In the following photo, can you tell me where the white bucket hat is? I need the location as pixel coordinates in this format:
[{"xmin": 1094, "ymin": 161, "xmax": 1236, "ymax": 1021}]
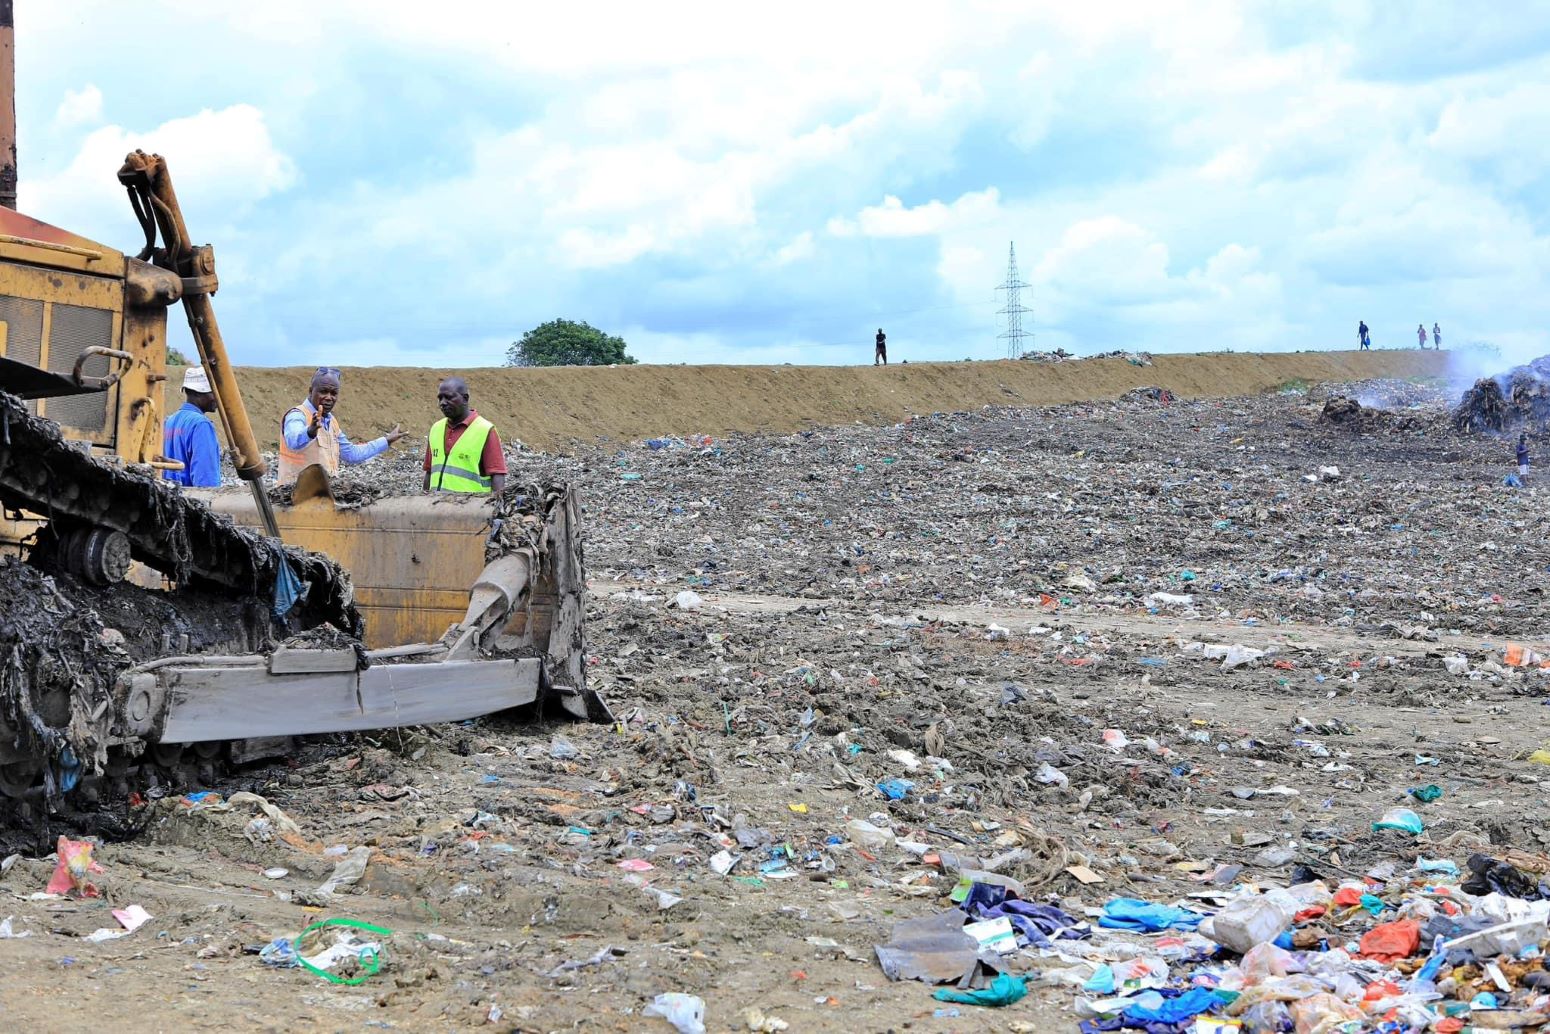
[{"xmin": 182, "ymin": 365, "xmax": 211, "ymax": 392}]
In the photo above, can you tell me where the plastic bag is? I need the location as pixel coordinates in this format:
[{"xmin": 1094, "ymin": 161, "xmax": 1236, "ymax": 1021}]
[
  {"xmin": 643, "ymin": 992, "xmax": 706, "ymax": 1034},
  {"xmin": 293, "ymin": 917, "xmax": 393, "ymax": 986},
  {"xmin": 46, "ymin": 835, "xmax": 103, "ymax": 898},
  {"xmin": 1359, "ymin": 919, "xmax": 1420, "ymax": 962},
  {"xmin": 845, "ymin": 819, "xmax": 895, "ymax": 851},
  {"xmin": 1147, "ymin": 589, "xmax": 1190, "ymax": 607},
  {"xmin": 1372, "ymin": 807, "xmax": 1424, "ymax": 834},
  {"xmin": 1099, "ymin": 898, "xmax": 1203, "ymax": 932},
  {"xmin": 1288, "ymin": 993, "xmax": 1363, "ymax": 1030},
  {"xmin": 1238, "ymin": 941, "xmax": 1296, "ymax": 979},
  {"xmin": 314, "ymin": 846, "xmax": 372, "ymax": 897},
  {"xmin": 1199, "ymin": 890, "xmax": 1297, "ymax": 954},
  {"xmin": 271, "ymin": 546, "xmax": 303, "ymax": 618},
  {"xmin": 1220, "ymin": 644, "xmax": 1265, "ymax": 670},
  {"xmin": 932, "ymin": 973, "xmax": 1027, "ymax": 1008}
]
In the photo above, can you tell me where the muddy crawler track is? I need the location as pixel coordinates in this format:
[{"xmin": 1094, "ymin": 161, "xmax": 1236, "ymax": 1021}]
[
  {"xmin": 0, "ymin": 556, "xmax": 289, "ymax": 850},
  {"xmin": 0, "ymin": 390, "xmax": 359, "ymax": 632},
  {"xmin": 0, "ymin": 389, "xmax": 363, "ymax": 844}
]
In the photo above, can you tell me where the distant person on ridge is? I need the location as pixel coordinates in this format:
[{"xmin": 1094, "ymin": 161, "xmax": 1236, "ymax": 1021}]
[
  {"xmin": 1358, "ymin": 321, "xmax": 1370, "ymax": 350},
  {"xmin": 1417, "ymin": 324, "xmax": 1427, "ymax": 349},
  {"xmin": 875, "ymin": 328, "xmax": 888, "ymax": 366},
  {"xmin": 1518, "ymin": 434, "xmax": 1530, "ymax": 483},
  {"xmin": 1433, "ymin": 322, "xmax": 1442, "ymax": 349}
]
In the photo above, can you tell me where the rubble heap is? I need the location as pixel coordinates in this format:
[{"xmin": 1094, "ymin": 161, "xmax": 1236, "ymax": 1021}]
[
  {"xmin": 1452, "ymin": 358, "xmax": 1550, "ymax": 433},
  {"xmin": 1319, "ymin": 396, "xmax": 1421, "ymax": 432}
]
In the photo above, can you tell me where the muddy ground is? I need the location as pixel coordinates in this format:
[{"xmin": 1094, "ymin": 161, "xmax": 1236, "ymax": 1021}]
[{"xmin": 1, "ymin": 377, "xmax": 1547, "ymax": 1032}]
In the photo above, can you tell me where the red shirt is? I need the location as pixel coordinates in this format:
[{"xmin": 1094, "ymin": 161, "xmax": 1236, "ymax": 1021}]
[{"xmin": 423, "ymin": 409, "xmax": 508, "ymax": 475}]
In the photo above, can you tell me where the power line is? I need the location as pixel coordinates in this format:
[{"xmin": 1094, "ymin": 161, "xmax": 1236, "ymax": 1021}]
[{"xmin": 994, "ymin": 241, "xmax": 1031, "ymax": 359}]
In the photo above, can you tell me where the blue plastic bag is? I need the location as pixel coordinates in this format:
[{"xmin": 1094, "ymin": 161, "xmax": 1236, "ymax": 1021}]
[{"xmin": 1098, "ymin": 898, "xmax": 1203, "ymax": 932}]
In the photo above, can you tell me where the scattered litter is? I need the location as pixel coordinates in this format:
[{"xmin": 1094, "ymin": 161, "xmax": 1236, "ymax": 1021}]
[
  {"xmin": 46, "ymin": 836, "xmax": 103, "ymax": 898},
  {"xmin": 293, "ymin": 918, "xmax": 393, "ymax": 986},
  {"xmin": 642, "ymin": 992, "xmax": 706, "ymax": 1034},
  {"xmin": 312, "ymin": 846, "xmax": 372, "ymax": 898}
]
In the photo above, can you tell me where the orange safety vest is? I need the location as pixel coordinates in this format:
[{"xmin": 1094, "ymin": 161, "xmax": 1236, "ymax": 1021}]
[{"xmin": 278, "ymin": 403, "xmax": 342, "ymax": 485}]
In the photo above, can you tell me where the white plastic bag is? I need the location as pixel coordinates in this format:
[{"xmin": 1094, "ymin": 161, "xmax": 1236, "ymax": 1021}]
[
  {"xmin": 844, "ymin": 818, "xmax": 895, "ymax": 851},
  {"xmin": 643, "ymin": 992, "xmax": 706, "ymax": 1034},
  {"xmin": 1199, "ymin": 889, "xmax": 1298, "ymax": 954}
]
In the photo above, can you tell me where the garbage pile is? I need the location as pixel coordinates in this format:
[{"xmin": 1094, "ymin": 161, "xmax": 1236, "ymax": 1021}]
[
  {"xmin": 1319, "ymin": 396, "xmax": 1423, "ymax": 433},
  {"xmin": 889, "ymin": 850, "xmax": 1550, "ymax": 1032},
  {"xmin": 1452, "ymin": 357, "xmax": 1550, "ymax": 433},
  {"xmin": 1120, "ymin": 386, "xmax": 1174, "ymax": 406},
  {"xmin": 558, "ymin": 376, "xmax": 1526, "ymax": 637},
  {"xmin": 3, "ymin": 373, "xmax": 1547, "ymax": 1030},
  {"xmin": 1021, "ymin": 349, "xmax": 1154, "ymax": 366}
]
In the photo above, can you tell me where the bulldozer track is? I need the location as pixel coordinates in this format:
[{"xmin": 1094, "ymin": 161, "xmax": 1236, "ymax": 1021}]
[{"xmin": 0, "ymin": 388, "xmax": 364, "ymax": 844}]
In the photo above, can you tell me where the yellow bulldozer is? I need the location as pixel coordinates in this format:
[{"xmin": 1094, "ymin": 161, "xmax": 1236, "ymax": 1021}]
[{"xmin": 0, "ymin": 151, "xmax": 601, "ymax": 827}]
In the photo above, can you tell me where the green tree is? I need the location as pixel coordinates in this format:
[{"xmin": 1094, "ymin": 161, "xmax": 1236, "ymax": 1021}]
[
  {"xmin": 505, "ymin": 319, "xmax": 636, "ymax": 367},
  {"xmin": 166, "ymin": 347, "xmax": 191, "ymax": 366}
]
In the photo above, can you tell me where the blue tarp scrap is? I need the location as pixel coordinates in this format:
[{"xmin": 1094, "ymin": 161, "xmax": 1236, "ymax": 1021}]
[
  {"xmin": 1098, "ymin": 898, "xmax": 1205, "ymax": 933},
  {"xmin": 960, "ymin": 883, "xmax": 1090, "ymax": 949},
  {"xmin": 1077, "ymin": 987, "xmax": 1228, "ymax": 1033},
  {"xmin": 271, "ymin": 543, "xmax": 304, "ymax": 618}
]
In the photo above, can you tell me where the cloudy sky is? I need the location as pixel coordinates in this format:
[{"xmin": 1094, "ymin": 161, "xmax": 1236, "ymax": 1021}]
[{"xmin": 16, "ymin": 2, "xmax": 1550, "ymax": 367}]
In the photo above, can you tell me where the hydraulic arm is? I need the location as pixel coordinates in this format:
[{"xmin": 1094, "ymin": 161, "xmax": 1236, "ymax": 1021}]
[{"xmin": 116, "ymin": 151, "xmax": 281, "ymax": 539}]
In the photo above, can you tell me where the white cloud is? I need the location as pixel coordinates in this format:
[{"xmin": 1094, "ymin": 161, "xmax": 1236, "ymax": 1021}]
[
  {"xmin": 1036, "ymin": 217, "xmax": 1174, "ymax": 305},
  {"xmin": 22, "ymin": 104, "xmax": 296, "ymax": 244},
  {"xmin": 1428, "ymin": 83, "xmax": 1550, "ymax": 188},
  {"xmin": 772, "ymin": 232, "xmax": 815, "ymax": 266},
  {"xmin": 17, "ymin": 2, "xmax": 1550, "ymax": 367},
  {"xmin": 54, "ymin": 85, "xmax": 102, "ymax": 128},
  {"xmin": 832, "ymin": 188, "xmax": 1001, "ymax": 239}
]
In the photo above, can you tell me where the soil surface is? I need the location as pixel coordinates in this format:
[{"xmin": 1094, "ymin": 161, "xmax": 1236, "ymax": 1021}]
[
  {"xmin": 5, "ymin": 372, "xmax": 1546, "ymax": 1033},
  {"xmin": 176, "ymin": 349, "xmax": 1445, "ymax": 453}
]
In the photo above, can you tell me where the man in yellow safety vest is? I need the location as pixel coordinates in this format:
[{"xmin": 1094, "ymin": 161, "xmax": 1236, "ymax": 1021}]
[{"xmin": 423, "ymin": 376, "xmax": 507, "ymax": 495}]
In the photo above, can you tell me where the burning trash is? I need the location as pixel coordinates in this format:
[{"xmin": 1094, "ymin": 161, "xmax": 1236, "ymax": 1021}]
[{"xmin": 1453, "ymin": 358, "xmax": 1550, "ymax": 433}]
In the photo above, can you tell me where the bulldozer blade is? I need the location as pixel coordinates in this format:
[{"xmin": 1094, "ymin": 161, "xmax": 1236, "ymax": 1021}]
[
  {"xmin": 158, "ymin": 656, "xmax": 542, "ymax": 742},
  {"xmin": 196, "ymin": 489, "xmax": 501, "ymax": 649}
]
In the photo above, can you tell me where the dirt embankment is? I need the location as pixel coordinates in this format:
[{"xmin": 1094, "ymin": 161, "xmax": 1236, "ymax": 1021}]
[{"xmin": 174, "ymin": 350, "xmax": 1448, "ymax": 453}]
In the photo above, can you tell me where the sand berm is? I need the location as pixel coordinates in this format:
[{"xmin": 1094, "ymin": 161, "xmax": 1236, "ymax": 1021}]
[{"xmin": 178, "ymin": 350, "xmax": 1448, "ymax": 454}]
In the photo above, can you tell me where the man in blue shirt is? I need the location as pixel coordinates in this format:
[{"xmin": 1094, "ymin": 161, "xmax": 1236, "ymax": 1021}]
[{"xmin": 163, "ymin": 365, "xmax": 221, "ymax": 487}]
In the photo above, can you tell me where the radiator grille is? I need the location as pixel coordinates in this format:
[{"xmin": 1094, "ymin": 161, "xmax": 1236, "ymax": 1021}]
[{"xmin": 45, "ymin": 304, "xmax": 114, "ymax": 431}]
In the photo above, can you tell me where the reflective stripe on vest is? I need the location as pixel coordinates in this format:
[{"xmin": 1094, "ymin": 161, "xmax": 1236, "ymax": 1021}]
[
  {"xmin": 277, "ymin": 403, "xmax": 342, "ymax": 485},
  {"xmin": 429, "ymin": 416, "xmax": 494, "ymax": 493}
]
